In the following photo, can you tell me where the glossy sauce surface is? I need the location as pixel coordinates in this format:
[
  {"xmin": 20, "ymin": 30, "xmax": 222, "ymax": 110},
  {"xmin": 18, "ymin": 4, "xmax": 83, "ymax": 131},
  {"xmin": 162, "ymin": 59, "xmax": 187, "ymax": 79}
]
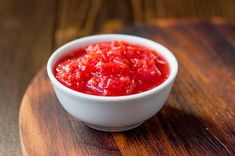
[{"xmin": 54, "ymin": 41, "xmax": 170, "ymax": 96}]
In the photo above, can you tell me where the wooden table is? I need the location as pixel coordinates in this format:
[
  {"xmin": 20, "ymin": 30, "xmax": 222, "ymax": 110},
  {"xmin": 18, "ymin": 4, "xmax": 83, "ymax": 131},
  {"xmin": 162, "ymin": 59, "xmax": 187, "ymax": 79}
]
[{"xmin": 0, "ymin": 0, "xmax": 235, "ymax": 155}]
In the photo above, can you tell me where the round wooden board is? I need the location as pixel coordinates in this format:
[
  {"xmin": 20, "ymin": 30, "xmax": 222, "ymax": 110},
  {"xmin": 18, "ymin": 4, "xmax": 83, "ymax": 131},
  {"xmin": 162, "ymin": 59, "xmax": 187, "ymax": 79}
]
[{"xmin": 20, "ymin": 23, "xmax": 235, "ymax": 156}]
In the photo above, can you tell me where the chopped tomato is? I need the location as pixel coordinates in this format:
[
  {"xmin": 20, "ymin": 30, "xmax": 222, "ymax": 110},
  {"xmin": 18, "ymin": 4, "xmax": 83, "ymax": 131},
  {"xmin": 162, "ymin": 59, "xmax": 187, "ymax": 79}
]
[{"xmin": 54, "ymin": 41, "xmax": 170, "ymax": 96}]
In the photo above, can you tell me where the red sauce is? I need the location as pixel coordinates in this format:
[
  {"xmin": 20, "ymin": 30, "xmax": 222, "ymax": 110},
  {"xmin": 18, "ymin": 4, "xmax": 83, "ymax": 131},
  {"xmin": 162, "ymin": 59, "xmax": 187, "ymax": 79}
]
[{"xmin": 54, "ymin": 41, "xmax": 170, "ymax": 96}]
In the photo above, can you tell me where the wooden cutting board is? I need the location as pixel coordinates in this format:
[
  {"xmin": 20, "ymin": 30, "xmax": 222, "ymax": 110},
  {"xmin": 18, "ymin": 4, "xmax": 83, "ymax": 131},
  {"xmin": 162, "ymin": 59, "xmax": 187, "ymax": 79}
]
[{"xmin": 19, "ymin": 20, "xmax": 235, "ymax": 156}]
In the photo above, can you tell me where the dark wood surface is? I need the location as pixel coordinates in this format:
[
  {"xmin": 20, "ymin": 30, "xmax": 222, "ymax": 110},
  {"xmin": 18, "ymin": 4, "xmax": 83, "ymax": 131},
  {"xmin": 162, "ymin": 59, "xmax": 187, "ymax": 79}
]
[
  {"xmin": 1, "ymin": 0, "xmax": 235, "ymax": 155},
  {"xmin": 20, "ymin": 20, "xmax": 235, "ymax": 155}
]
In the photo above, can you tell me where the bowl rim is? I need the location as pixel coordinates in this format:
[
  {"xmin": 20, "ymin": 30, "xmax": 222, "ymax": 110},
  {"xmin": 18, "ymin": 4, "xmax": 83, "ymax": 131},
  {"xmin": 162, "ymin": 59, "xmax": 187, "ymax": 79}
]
[{"xmin": 47, "ymin": 34, "xmax": 178, "ymax": 101}]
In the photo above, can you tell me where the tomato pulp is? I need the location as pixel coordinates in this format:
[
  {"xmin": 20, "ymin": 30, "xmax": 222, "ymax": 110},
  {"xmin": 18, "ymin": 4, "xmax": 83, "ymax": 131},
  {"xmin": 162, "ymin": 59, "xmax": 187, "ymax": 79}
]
[{"xmin": 54, "ymin": 41, "xmax": 170, "ymax": 96}]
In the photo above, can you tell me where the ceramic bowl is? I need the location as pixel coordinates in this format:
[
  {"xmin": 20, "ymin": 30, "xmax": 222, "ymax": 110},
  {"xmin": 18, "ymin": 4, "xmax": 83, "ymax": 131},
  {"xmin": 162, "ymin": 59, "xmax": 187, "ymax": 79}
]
[{"xmin": 47, "ymin": 34, "xmax": 178, "ymax": 132}]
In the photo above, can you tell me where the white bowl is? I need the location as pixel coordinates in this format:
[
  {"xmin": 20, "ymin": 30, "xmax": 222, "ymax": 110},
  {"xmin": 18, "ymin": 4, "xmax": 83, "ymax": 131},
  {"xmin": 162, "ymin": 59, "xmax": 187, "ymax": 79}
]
[{"xmin": 47, "ymin": 34, "xmax": 178, "ymax": 132}]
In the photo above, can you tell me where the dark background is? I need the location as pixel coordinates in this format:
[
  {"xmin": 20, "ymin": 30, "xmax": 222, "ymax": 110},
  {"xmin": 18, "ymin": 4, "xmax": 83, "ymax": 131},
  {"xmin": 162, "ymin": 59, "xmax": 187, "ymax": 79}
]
[{"xmin": 0, "ymin": 0, "xmax": 234, "ymax": 155}]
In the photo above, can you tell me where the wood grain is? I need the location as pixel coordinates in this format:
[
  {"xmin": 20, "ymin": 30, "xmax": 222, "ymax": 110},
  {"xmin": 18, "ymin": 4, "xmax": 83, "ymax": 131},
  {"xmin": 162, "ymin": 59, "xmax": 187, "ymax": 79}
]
[
  {"xmin": 19, "ymin": 20, "xmax": 235, "ymax": 155},
  {"xmin": 0, "ymin": 0, "xmax": 56, "ymax": 155},
  {"xmin": 54, "ymin": 0, "xmax": 235, "ymax": 46}
]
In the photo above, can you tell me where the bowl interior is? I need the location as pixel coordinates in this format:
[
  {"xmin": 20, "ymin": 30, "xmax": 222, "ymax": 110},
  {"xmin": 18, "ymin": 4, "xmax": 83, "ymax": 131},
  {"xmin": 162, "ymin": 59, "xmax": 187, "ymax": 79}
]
[{"xmin": 47, "ymin": 34, "xmax": 178, "ymax": 100}]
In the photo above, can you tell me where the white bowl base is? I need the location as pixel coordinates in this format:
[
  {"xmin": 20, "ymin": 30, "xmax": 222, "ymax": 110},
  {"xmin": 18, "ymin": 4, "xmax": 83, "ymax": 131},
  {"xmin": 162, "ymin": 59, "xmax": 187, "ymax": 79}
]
[{"xmin": 85, "ymin": 122, "xmax": 144, "ymax": 132}]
